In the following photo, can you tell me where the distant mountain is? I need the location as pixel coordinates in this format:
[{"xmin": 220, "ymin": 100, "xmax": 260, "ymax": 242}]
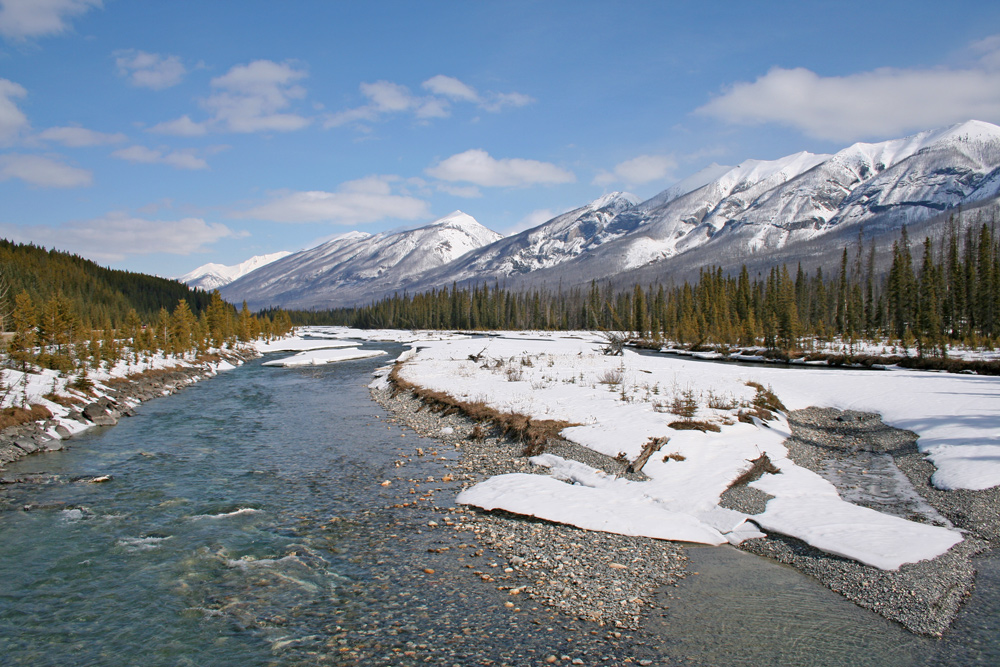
[
  {"xmin": 410, "ymin": 193, "xmax": 639, "ymax": 288},
  {"xmin": 217, "ymin": 120, "xmax": 1000, "ymax": 309},
  {"xmin": 220, "ymin": 211, "xmax": 501, "ymax": 310},
  {"xmin": 180, "ymin": 251, "xmax": 292, "ymax": 291}
]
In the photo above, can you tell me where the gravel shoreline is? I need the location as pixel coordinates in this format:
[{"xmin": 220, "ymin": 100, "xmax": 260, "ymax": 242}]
[
  {"xmin": 374, "ymin": 375, "xmax": 999, "ymax": 639},
  {"xmin": 725, "ymin": 407, "xmax": 996, "ymax": 637},
  {"xmin": 371, "ymin": 383, "xmax": 686, "ymax": 633}
]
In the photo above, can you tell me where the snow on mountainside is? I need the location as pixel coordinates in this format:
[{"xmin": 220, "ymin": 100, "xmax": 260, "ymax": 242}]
[
  {"xmin": 213, "ymin": 120, "xmax": 1000, "ymax": 309},
  {"xmin": 179, "ymin": 251, "xmax": 293, "ymax": 291},
  {"xmin": 525, "ymin": 120, "xmax": 1000, "ymax": 285},
  {"xmin": 219, "ymin": 211, "xmax": 501, "ymax": 310},
  {"xmin": 411, "ymin": 193, "xmax": 639, "ymax": 287}
]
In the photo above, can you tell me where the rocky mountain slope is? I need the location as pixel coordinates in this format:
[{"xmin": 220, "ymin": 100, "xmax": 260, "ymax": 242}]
[
  {"xmin": 180, "ymin": 251, "xmax": 293, "ymax": 291},
  {"xmin": 220, "ymin": 211, "xmax": 501, "ymax": 310},
  {"xmin": 218, "ymin": 120, "xmax": 1000, "ymax": 309}
]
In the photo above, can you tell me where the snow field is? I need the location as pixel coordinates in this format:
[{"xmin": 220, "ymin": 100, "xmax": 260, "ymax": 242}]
[{"xmin": 382, "ymin": 331, "xmax": 987, "ymax": 570}]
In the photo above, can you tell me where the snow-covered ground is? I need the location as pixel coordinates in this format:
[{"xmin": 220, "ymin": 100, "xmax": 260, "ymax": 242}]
[{"xmin": 353, "ymin": 328, "xmax": 1000, "ymax": 571}]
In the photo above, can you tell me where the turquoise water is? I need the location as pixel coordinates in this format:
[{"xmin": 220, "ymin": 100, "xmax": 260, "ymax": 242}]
[{"xmin": 0, "ymin": 348, "xmax": 996, "ymax": 666}]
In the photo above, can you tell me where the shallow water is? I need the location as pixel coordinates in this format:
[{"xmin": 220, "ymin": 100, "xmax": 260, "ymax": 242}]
[{"xmin": 0, "ymin": 346, "xmax": 997, "ymax": 665}]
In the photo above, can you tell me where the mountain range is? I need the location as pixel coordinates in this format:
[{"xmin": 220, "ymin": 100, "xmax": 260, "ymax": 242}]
[{"xmin": 206, "ymin": 120, "xmax": 1000, "ymax": 310}]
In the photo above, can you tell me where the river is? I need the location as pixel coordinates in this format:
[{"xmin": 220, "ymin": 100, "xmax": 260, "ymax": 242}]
[{"xmin": 0, "ymin": 346, "xmax": 996, "ymax": 665}]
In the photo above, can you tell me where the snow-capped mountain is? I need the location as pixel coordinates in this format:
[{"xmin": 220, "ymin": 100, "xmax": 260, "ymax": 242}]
[
  {"xmin": 179, "ymin": 251, "xmax": 293, "ymax": 291},
  {"xmin": 511, "ymin": 119, "xmax": 1000, "ymax": 287},
  {"xmin": 220, "ymin": 211, "xmax": 501, "ymax": 309},
  {"xmin": 214, "ymin": 120, "xmax": 1000, "ymax": 310},
  {"xmin": 411, "ymin": 193, "xmax": 639, "ymax": 287}
]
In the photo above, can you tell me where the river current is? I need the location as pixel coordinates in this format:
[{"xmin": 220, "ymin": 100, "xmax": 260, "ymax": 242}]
[{"xmin": 0, "ymin": 346, "xmax": 997, "ymax": 666}]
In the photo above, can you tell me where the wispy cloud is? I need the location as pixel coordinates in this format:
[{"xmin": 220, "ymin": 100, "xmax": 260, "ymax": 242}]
[
  {"xmin": 0, "ymin": 0, "xmax": 100, "ymax": 41},
  {"xmin": 203, "ymin": 60, "xmax": 311, "ymax": 133},
  {"xmin": 147, "ymin": 115, "xmax": 208, "ymax": 137},
  {"xmin": 326, "ymin": 74, "xmax": 532, "ymax": 128},
  {"xmin": 698, "ymin": 35, "xmax": 1000, "ymax": 142},
  {"xmin": 0, "ymin": 78, "xmax": 28, "ymax": 144},
  {"xmin": 38, "ymin": 125, "xmax": 126, "ymax": 147},
  {"xmin": 0, "ymin": 153, "xmax": 92, "ymax": 187},
  {"xmin": 426, "ymin": 149, "xmax": 574, "ymax": 188},
  {"xmin": 0, "ymin": 211, "xmax": 240, "ymax": 262},
  {"xmin": 237, "ymin": 175, "xmax": 430, "ymax": 224},
  {"xmin": 112, "ymin": 145, "xmax": 209, "ymax": 170},
  {"xmin": 115, "ymin": 50, "xmax": 187, "ymax": 90},
  {"xmin": 593, "ymin": 154, "xmax": 677, "ymax": 187}
]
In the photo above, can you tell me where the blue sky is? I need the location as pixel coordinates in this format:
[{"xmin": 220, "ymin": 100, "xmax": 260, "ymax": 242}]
[{"xmin": 1, "ymin": 0, "xmax": 999, "ymax": 278}]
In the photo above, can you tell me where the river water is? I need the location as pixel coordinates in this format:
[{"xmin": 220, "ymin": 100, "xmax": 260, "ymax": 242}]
[{"xmin": 0, "ymin": 347, "xmax": 996, "ymax": 666}]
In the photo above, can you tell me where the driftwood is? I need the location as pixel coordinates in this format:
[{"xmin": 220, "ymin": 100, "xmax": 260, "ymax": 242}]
[{"xmin": 628, "ymin": 436, "xmax": 670, "ymax": 473}]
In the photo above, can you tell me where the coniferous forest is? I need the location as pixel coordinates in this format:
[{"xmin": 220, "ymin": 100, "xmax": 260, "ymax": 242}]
[
  {"xmin": 298, "ymin": 221, "xmax": 1000, "ymax": 358},
  {"xmin": 0, "ymin": 240, "xmax": 293, "ymax": 375}
]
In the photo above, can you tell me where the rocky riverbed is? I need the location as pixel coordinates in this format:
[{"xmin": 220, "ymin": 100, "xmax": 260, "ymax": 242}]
[
  {"xmin": 729, "ymin": 407, "xmax": 998, "ymax": 637},
  {"xmin": 0, "ymin": 350, "xmax": 256, "ymax": 475},
  {"xmin": 374, "ymin": 379, "xmax": 999, "ymax": 639},
  {"xmin": 370, "ymin": 384, "xmax": 687, "ymax": 633}
]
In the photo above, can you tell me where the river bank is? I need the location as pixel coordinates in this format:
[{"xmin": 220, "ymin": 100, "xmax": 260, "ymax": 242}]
[
  {"xmin": 0, "ymin": 348, "xmax": 257, "ymax": 475},
  {"xmin": 373, "ymin": 365, "xmax": 997, "ymax": 638}
]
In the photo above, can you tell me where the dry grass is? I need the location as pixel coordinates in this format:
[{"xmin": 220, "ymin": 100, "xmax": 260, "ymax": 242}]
[
  {"xmin": 667, "ymin": 419, "xmax": 721, "ymax": 433},
  {"xmin": 389, "ymin": 361, "xmax": 574, "ymax": 456},
  {"xmin": 0, "ymin": 404, "xmax": 53, "ymax": 430},
  {"xmin": 728, "ymin": 453, "xmax": 780, "ymax": 488},
  {"xmin": 42, "ymin": 392, "xmax": 84, "ymax": 408},
  {"xmin": 105, "ymin": 366, "xmax": 184, "ymax": 387},
  {"xmin": 663, "ymin": 452, "xmax": 686, "ymax": 462}
]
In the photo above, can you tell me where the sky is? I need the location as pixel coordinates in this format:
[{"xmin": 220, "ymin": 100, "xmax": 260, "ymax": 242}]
[{"xmin": 1, "ymin": 0, "xmax": 1000, "ymax": 279}]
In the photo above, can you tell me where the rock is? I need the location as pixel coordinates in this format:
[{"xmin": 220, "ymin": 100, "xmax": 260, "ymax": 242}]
[
  {"xmin": 54, "ymin": 425, "xmax": 72, "ymax": 439},
  {"xmin": 13, "ymin": 438, "xmax": 38, "ymax": 454}
]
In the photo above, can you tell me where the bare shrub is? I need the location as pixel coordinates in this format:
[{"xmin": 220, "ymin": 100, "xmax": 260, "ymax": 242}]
[
  {"xmin": 728, "ymin": 453, "xmax": 780, "ymax": 488},
  {"xmin": 505, "ymin": 366, "xmax": 524, "ymax": 382},
  {"xmin": 745, "ymin": 381, "xmax": 786, "ymax": 413},
  {"xmin": 706, "ymin": 390, "xmax": 738, "ymax": 410},
  {"xmin": 598, "ymin": 367, "xmax": 623, "ymax": 386}
]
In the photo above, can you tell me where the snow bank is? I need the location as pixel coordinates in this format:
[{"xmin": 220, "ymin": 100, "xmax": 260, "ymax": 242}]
[
  {"xmin": 346, "ymin": 330, "xmax": 987, "ymax": 570},
  {"xmin": 262, "ymin": 348, "xmax": 386, "ymax": 367}
]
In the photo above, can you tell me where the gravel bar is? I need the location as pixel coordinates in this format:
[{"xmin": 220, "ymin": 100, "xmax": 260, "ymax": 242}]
[
  {"xmin": 371, "ymin": 384, "xmax": 686, "ymax": 632},
  {"xmin": 730, "ymin": 407, "xmax": 996, "ymax": 637},
  {"xmin": 374, "ymin": 378, "xmax": 998, "ymax": 639}
]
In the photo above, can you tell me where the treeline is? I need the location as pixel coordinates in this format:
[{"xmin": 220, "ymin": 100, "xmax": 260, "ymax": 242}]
[
  {"xmin": 311, "ymin": 219, "xmax": 1000, "ymax": 356},
  {"xmin": 6, "ymin": 290, "xmax": 294, "ymax": 375},
  {"xmin": 0, "ymin": 239, "xmax": 213, "ymax": 327}
]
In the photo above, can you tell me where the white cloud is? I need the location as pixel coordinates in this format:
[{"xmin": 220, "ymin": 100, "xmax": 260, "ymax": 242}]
[
  {"xmin": 0, "ymin": 78, "xmax": 28, "ymax": 144},
  {"xmin": 38, "ymin": 125, "xmax": 126, "ymax": 147},
  {"xmin": 147, "ymin": 114, "xmax": 208, "ymax": 136},
  {"xmin": 326, "ymin": 75, "xmax": 532, "ymax": 129},
  {"xmin": 422, "ymin": 75, "xmax": 479, "ymax": 102},
  {"xmin": 426, "ymin": 149, "xmax": 575, "ymax": 188},
  {"xmin": 115, "ymin": 50, "xmax": 186, "ymax": 90},
  {"xmin": 111, "ymin": 145, "xmax": 208, "ymax": 170},
  {"xmin": 0, "ymin": 212, "xmax": 239, "ymax": 262},
  {"xmin": 238, "ymin": 176, "xmax": 430, "ymax": 224},
  {"xmin": 593, "ymin": 154, "xmax": 677, "ymax": 186},
  {"xmin": 0, "ymin": 0, "xmax": 100, "ymax": 40},
  {"xmin": 698, "ymin": 59, "xmax": 1000, "ymax": 142},
  {"xmin": 481, "ymin": 91, "xmax": 534, "ymax": 112},
  {"xmin": 0, "ymin": 153, "xmax": 92, "ymax": 187},
  {"xmin": 204, "ymin": 60, "xmax": 311, "ymax": 133}
]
